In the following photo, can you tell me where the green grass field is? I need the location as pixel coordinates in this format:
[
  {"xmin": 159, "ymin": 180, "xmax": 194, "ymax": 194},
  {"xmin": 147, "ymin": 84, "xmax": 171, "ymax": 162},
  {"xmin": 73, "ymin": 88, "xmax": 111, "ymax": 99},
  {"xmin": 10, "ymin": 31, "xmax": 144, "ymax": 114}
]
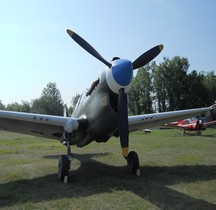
[{"xmin": 0, "ymin": 129, "xmax": 216, "ymax": 210}]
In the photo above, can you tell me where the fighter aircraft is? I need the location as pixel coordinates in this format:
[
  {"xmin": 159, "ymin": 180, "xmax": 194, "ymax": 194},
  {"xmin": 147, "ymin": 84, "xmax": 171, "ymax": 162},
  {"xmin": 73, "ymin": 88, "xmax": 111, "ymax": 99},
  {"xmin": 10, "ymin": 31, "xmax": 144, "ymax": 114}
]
[
  {"xmin": 164, "ymin": 117, "xmax": 216, "ymax": 135},
  {"xmin": 0, "ymin": 29, "xmax": 215, "ymax": 182}
]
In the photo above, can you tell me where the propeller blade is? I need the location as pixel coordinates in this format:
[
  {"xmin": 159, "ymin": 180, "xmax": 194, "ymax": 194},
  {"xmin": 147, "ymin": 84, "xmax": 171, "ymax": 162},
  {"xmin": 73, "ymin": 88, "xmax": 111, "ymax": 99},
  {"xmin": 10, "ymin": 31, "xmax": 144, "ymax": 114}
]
[
  {"xmin": 118, "ymin": 88, "xmax": 129, "ymax": 158},
  {"xmin": 132, "ymin": 44, "xmax": 164, "ymax": 70},
  {"xmin": 67, "ymin": 29, "xmax": 111, "ymax": 68}
]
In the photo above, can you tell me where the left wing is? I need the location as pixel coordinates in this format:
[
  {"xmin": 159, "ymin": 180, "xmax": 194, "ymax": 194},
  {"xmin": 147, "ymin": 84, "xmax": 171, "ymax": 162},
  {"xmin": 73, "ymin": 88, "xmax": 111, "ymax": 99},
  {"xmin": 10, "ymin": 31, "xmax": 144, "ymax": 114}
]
[
  {"xmin": 0, "ymin": 110, "xmax": 80, "ymax": 140},
  {"xmin": 129, "ymin": 105, "xmax": 216, "ymax": 132}
]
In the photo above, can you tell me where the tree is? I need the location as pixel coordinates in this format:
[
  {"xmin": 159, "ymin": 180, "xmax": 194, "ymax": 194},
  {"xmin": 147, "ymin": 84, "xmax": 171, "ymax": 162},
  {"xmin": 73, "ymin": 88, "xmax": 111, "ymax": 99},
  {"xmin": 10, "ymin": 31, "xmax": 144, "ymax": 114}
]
[
  {"xmin": 6, "ymin": 101, "xmax": 31, "ymax": 112},
  {"xmin": 152, "ymin": 63, "xmax": 167, "ymax": 112},
  {"xmin": 21, "ymin": 101, "xmax": 32, "ymax": 112},
  {"xmin": 182, "ymin": 70, "xmax": 208, "ymax": 108},
  {"xmin": 66, "ymin": 93, "xmax": 81, "ymax": 116},
  {"xmin": 0, "ymin": 100, "xmax": 5, "ymax": 110},
  {"xmin": 153, "ymin": 56, "xmax": 189, "ymax": 111},
  {"xmin": 128, "ymin": 62, "xmax": 155, "ymax": 114},
  {"xmin": 202, "ymin": 71, "xmax": 216, "ymax": 105},
  {"xmin": 31, "ymin": 82, "xmax": 64, "ymax": 116}
]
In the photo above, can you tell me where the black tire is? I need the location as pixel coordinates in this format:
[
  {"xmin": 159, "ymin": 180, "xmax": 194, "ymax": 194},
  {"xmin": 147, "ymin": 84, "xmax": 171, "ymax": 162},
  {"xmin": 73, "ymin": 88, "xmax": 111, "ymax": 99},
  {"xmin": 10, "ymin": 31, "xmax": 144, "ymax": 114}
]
[
  {"xmin": 58, "ymin": 155, "xmax": 70, "ymax": 181},
  {"xmin": 127, "ymin": 151, "xmax": 140, "ymax": 173}
]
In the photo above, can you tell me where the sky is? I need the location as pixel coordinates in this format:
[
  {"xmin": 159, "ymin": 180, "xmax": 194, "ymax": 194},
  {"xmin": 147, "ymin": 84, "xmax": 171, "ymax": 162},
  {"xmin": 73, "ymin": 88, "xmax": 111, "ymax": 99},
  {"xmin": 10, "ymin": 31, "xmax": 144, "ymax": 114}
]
[{"xmin": 0, "ymin": 0, "xmax": 216, "ymax": 106}]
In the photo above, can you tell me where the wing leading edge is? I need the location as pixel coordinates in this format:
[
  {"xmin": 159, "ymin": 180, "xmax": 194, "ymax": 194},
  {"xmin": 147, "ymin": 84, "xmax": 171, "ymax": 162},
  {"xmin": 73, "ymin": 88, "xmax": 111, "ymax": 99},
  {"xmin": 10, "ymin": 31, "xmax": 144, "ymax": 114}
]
[
  {"xmin": 0, "ymin": 110, "xmax": 80, "ymax": 140},
  {"xmin": 205, "ymin": 120, "xmax": 216, "ymax": 127},
  {"xmin": 1, "ymin": 105, "xmax": 215, "ymax": 140},
  {"xmin": 128, "ymin": 105, "xmax": 216, "ymax": 132}
]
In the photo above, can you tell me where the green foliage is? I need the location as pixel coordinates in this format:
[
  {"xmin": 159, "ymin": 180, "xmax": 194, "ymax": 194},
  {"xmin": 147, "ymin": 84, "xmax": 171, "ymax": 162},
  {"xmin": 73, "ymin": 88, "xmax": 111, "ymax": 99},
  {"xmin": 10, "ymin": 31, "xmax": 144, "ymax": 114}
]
[
  {"xmin": 129, "ymin": 56, "xmax": 216, "ymax": 114},
  {"xmin": 203, "ymin": 71, "xmax": 216, "ymax": 105},
  {"xmin": 1, "ymin": 82, "xmax": 66, "ymax": 116},
  {"xmin": 153, "ymin": 56, "xmax": 189, "ymax": 111},
  {"xmin": 6, "ymin": 101, "xmax": 31, "ymax": 112},
  {"xmin": 128, "ymin": 63, "xmax": 156, "ymax": 114},
  {"xmin": 0, "ymin": 100, "xmax": 5, "ymax": 110},
  {"xmin": 31, "ymin": 82, "xmax": 64, "ymax": 116},
  {"xmin": 66, "ymin": 93, "xmax": 81, "ymax": 116},
  {"xmin": 184, "ymin": 71, "xmax": 208, "ymax": 108}
]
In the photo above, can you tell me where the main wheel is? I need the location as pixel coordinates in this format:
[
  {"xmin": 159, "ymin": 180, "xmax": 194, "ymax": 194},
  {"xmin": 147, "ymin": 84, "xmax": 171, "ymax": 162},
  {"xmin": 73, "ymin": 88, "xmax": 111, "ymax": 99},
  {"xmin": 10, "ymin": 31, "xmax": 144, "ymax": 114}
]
[
  {"xmin": 127, "ymin": 151, "xmax": 140, "ymax": 175},
  {"xmin": 58, "ymin": 155, "xmax": 70, "ymax": 181}
]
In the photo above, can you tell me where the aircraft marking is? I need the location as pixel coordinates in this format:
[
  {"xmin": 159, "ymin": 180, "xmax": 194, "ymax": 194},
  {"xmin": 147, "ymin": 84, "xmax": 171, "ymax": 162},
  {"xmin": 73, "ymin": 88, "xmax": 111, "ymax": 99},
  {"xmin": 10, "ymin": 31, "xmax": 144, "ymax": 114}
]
[{"xmin": 101, "ymin": 96, "xmax": 108, "ymax": 107}]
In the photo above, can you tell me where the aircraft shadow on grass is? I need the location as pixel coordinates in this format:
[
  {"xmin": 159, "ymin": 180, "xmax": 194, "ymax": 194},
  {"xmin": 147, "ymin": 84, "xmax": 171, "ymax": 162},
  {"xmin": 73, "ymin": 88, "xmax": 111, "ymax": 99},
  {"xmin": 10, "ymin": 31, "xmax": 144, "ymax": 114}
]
[{"xmin": 1, "ymin": 153, "xmax": 216, "ymax": 209}]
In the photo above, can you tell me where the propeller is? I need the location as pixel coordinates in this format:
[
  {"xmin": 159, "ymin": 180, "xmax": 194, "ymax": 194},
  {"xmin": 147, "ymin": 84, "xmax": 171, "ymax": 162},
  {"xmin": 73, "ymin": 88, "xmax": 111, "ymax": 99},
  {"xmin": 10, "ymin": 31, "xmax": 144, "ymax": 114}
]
[
  {"xmin": 118, "ymin": 88, "xmax": 129, "ymax": 158},
  {"xmin": 66, "ymin": 28, "xmax": 163, "ymax": 158},
  {"xmin": 66, "ymin": 29, "xmax": 111, "ymax": 68},
  {"xmin": 132, "ymin": 44, "xmax": 164, "ymax": 70}
]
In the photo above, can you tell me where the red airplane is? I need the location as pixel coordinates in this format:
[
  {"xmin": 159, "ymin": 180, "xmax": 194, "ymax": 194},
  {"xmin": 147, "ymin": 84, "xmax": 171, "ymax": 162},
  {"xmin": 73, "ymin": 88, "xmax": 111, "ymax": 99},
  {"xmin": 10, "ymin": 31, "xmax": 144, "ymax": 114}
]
[{"xmin": 164, "ymin": 117, "xmax": 216, "ymax": 135}]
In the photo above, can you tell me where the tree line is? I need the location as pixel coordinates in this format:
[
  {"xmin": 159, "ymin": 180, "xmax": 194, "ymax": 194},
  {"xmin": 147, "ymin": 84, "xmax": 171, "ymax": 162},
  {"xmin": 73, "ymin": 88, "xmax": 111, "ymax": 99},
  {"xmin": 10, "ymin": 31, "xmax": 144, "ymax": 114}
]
[
  {"xmin": 0, "ymin": 56, "xmax": 215, "ymax": 116},
  {"xmin": 0, "ymin": 82, "xmax": 80, "ymax": 116},
  {"xmin": 128, "ymin": 56, "xmax": 216, "ymax": 115}
]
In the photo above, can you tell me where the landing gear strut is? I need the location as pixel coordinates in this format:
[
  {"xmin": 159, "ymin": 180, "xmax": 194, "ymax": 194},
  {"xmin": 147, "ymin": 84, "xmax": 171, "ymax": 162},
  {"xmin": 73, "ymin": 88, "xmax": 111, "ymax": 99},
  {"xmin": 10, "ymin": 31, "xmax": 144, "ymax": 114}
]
[
  {"xmin": 126, "ymin": 151, "xmax": 140, "ymax": 176},
  {"xmin": 58, "ymin": 136, "xmax": 72, "ymax": 182},
  {"xmin": 197, "ymin": 131, "xmax": 202, "ymax": 135}
]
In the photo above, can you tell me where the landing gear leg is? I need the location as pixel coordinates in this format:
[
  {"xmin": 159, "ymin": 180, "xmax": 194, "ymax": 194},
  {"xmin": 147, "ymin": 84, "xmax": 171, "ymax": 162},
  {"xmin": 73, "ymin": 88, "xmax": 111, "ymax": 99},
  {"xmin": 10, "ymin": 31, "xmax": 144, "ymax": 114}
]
[
  {"xmin": 58, "ymin": 134, "xmax": 72, "ymax": 182},
  {"xmin": 197, "ymin": 131, "xmax": 202, "ymax": 135},
  {"xmin": 126, "ymin": 151, "xmax": 140, "ymax": 176}
]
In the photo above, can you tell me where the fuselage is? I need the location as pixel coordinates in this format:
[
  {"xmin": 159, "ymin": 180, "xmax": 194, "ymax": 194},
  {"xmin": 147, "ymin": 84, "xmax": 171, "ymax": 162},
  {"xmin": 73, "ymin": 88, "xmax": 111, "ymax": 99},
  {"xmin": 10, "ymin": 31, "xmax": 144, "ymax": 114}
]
[
  {"xmin": 69, "ymin": 58, "xmax": 133, "ymax": 147},
  {"xmin": 179, "ymin": 119, "xmax": 205, "ymax": 131},
  {"xmin": 167, "ymin": 118, "xmax": 205, "ymax": 131}
]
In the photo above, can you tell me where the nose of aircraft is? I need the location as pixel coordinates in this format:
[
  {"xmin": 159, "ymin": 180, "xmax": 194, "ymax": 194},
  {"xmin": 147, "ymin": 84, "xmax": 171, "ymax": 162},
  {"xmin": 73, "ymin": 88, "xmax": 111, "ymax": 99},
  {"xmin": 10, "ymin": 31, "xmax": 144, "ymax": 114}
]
[
  {"xmin": 105, "ymin": 59, "xmax": 133, "ymax": 94},
  {"xmin": 112, "ymin": 59, "xmax": 133, "ymax": 86}
]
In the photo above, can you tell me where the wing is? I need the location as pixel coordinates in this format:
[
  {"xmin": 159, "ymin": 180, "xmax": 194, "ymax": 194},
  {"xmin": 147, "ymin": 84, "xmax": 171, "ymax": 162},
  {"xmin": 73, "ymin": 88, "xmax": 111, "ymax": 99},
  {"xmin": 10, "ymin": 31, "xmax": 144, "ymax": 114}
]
[
  {"xmin": 204, "ymin": 120, "xmax": 216, "ymax": 127},
  {"xmin": 128, "ymin": 105, "xmax": 216, "ymax": 132},
  {"xmin": 0, "ymin": 110, "xmax": 80, "ymax": 140}
]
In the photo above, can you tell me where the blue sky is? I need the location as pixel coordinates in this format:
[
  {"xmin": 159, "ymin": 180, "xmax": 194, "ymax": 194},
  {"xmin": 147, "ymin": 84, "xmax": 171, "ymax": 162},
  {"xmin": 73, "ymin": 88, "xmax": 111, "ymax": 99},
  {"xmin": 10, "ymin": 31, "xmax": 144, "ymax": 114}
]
[{"xmin": 0, "ymin": 0, "xmax": 216, "ymax": 106}]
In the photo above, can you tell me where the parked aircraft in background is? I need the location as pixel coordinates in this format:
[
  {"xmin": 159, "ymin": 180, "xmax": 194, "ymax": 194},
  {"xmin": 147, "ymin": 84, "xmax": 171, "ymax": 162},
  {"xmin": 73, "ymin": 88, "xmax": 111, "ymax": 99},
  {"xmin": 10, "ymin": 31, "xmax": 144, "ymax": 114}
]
[
  {"xmin": 164, "ymin": 117, "xmax": 216, "ymax": 135},
  {"xmin": 0, "ymin": 29, "xmax": 216, "ymax": 182}
]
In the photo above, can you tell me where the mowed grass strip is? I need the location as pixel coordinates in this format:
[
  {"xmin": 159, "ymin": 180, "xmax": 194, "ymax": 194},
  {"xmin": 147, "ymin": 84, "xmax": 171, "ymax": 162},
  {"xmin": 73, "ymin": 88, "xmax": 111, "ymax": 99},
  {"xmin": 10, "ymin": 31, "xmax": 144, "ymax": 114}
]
[{"xmin": 0, "ymin": 129, "xmax": 216, "ymax": 210}]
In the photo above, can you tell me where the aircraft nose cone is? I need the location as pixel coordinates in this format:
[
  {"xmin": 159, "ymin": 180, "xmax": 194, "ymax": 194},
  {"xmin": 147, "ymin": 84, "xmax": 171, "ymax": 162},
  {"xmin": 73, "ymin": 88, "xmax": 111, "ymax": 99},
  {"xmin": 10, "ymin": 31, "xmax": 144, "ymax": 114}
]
[
  {"xmin": 105, "ymin": 59, "xmax": 133, "ymax": 94},
  {"xmin": 112, "ymin": 59, "xmax": 133, "ymax": 86}
]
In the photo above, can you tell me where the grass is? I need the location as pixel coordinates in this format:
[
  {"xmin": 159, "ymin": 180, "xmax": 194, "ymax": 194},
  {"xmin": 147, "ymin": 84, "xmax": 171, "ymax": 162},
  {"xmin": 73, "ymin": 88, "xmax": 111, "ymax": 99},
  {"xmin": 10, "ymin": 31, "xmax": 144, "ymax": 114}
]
[{"xmin": 0, "ymin": 129, "xmax": 216, "ymax": 209}]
